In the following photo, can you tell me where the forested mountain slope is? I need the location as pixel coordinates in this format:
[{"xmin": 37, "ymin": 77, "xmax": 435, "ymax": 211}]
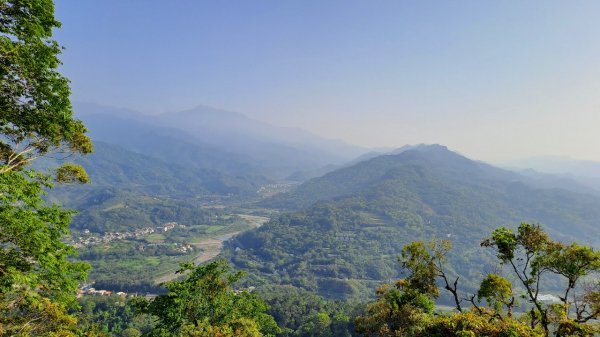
[
  {"xmin": 44, "ymin": 142, "xmax": 262, "ymax": 232},
  {"xmin": 64, "ymin": 141, "xmax": 262, "ymax": 197},
  {"xmin": 226, "ymin": 145, "xmax": 600, "ymax": 299}
]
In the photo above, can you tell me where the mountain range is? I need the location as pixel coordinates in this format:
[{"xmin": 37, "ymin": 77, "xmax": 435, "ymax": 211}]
[
  {"xmin": 49, "ymin": 103, "xmax": 600, "ymax": 300},
  {"xmin": 74, "ymin": 102, "xmax": 366, "ymax": 181},
  {"xmin": 46, "ymin": 102, "xmax": 369, "ymax": 233}
]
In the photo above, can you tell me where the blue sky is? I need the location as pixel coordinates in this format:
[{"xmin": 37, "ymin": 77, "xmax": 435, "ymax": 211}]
[{"xmin": 54, "ymin": 1, "xmax": 600, "ymax": 162}]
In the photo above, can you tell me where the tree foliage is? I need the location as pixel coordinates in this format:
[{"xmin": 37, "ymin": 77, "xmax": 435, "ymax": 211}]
[
  {"xmin": 133, "ymin": 260, "xmax": 280, "ymax": 337},
  {"xmin": 0, "ymin": 170, "xmax": 89, "ymax": 336},
  {"xmin": 482, "ymin": 223, "xmax": 600, "ymax": 336},
  {"xmin": 0, "ymin": 0, "xmax": 92, "ymax": 174},
  {"xmin": 355, "ymin": 283, "xmax": 434, "ymax": 337},
  {"xmin": 476, "ymin": 274, "xmax": 514, "ymax": 315},
  {"xmin": 75, "ymin": 295, "xmax": 154, "ymax": 337},
  {"xmin": 398, "ymin": 241, "xmax": 441, "ymax": 298},
  {"xmin": 0, "ymin": 0, "xmax": 93, "ymax": 335},
  {"xmin": 357, "ymin": 224, "xmax": 600, "ymax": 337},
  {"xmin": 259, "ymin": 285, "xmax": 355, "ymax": 337}
]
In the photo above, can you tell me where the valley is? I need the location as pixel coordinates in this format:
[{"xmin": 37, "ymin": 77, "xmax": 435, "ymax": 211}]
[
  {"xmin": 61, "ymin": 137, "xmax": 600, "ymax": 303},
  {"xmin": 58, "ymin": 137, "xmax": 600, "ymax": 335},
  {"xmin": 74, "ymin": 203, "xmax": 272, "ymax": 293}
]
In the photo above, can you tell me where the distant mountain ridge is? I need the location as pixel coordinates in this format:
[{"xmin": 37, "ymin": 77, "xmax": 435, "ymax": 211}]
[
  {"xmin": 509, "ymin": 155, "xmax": 600, "ymax": 178},
  {"xmin": 507, "ymin": 156, "xmax": 600, "ymax": 192},
  {"xmin": 157, "ymin": 105, "xmax": 362, "ymax": 158},
  {"xmin": 74, "ymin": 102, "xmax": 367, "ymax": 180},
  {"xmin": 264, "ymin": 144, "xmax": 599, "ymax": 213}
]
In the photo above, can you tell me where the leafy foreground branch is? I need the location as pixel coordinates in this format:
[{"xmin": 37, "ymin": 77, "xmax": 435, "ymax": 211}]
[{"xmin": 356, "ymin": 223, "xmax": 600, "ymax": 337}]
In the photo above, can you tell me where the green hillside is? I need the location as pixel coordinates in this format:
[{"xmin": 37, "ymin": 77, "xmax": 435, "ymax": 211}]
[
  {"xmin": 226, "ymin": 145, "xmax": 600, "ymax": 300},
  {"xmin": 44, "ymin": 142, "xmax": 266, "ymax": 233}
]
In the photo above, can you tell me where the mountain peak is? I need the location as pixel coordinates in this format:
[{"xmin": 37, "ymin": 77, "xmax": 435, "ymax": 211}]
[
  {"xmin": 389, "ymin": 144, "xmax": 466, "ymax": 166},
  {"xmin": 392, "ymin": 143, "xmax": 449, "ymax": 154}
]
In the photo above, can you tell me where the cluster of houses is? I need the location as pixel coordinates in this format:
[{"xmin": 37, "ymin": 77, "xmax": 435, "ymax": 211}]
[
  {"xmin": 71, "ymin": 227, "xmax": 155, "ymax": 247},
  {"xmin": 71, "ymin": 222, "xmax": 182, "ymax": 248},
  {"xmin": 77, "ymin": 286, "xmax": 257, "ymax": 299},
  {"xmin": 256, "ymin": 182, "xmax": 296, "ymax": 196},
  {"xmin": 77, "ymin": 287, "xmax": 128, "ymax": 298},
  {"xmin": 157, "ymin": 222, "xmax": 177, "ymax": 232},
  {"xmin": 174, "ymin": 243, "xmax": 194, "ymax": 253}
]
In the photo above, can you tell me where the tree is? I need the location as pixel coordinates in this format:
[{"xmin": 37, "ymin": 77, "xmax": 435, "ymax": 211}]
[
  {"xmin": 0, "ymin": 0, "xmax": 92, "ymax": 174},
  {"xmin": 133, "ymin": 260, "xmax": 280, "ymax": 337},
  {"xmin": 355, "ymin": 283, "xmax": 434, "ymax": 337},
  {"xmin": 356, "ymin": 252, "xmax": 540, "ymax": 337},
  {"xmin": 355, "ymin": 224, "xmax": 600, "ymax": 337},
  {"xmin": 482, "ymin": 223, "xmax": 600, "ymax": 336},
  {"xmin": 476, "ymin": 273, "xmax": 514, "ymax": 316},
  {"xmin": 0, "ymin": 0, "xmax": 92, "ymax": 335},
  {"xmin": 355, "ymin": 242, "xmax": 442, "ymax": 337},
  {"xmin": 398, "ymin": 240, "xmax": 463, "ymax": 311},
  {"xmin": 75, "ymin": 295, "xmax": 153, "ymax": 336},
  {"xmin": 0, "ymin": 171, "xmax": 90, "ymax": 336}
]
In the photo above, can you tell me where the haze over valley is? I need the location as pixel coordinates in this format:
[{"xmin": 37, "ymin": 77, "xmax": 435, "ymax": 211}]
[{"xmin": 47, "ymin": 101, "xmax": 600, "ymax": 300}]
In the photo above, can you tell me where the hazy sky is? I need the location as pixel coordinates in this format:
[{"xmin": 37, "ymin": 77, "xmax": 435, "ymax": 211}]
[{"xmin": 54, "ymin": 1, "xmax": 600, "ymax": 162}]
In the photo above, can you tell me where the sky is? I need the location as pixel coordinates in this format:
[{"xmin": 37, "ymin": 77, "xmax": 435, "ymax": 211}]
[{"xmin": 54, "ymin": 1, "xmax": 600, "ymax": 163}]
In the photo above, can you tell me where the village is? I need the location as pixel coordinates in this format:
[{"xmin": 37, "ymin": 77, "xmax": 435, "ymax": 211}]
[
  {"xmin": 77, "ymin": 286, "xmax": 129, "ymax": 299},
  {"xmin": 69, "ymin": 222, "xmax": 180, "ymax": 248},
  {"xmin": 78, "ymin": 284, "xmax": 259, "ymax": 299}
]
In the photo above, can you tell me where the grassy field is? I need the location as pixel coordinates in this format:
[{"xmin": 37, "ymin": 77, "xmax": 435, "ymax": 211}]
[{"xmin": 205, "ymin": 225, "xmax": 225, "ymax": 233}]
